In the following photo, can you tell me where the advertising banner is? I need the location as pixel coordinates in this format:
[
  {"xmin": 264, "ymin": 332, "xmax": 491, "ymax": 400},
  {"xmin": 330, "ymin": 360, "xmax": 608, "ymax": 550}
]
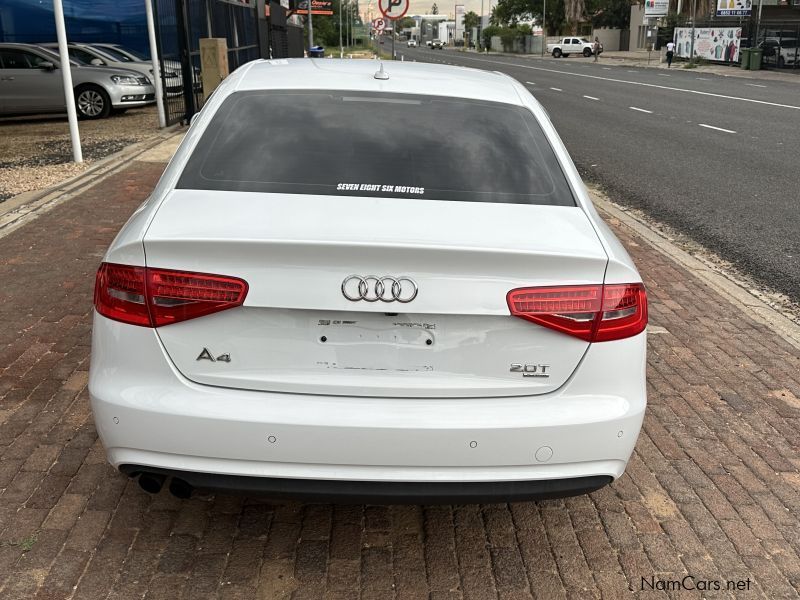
[
  {"xmin": 292, "ymin": 0, "xmax": 334, "ymax": 15},
  {"xmin": 674, "ymin": 27, "xmax": 742, "ymax": 62},
  {"xmin": 716, "ymin": 0, "xmax": 752, "ymax": 17},
  {"xmin": 644, "ymin": 0, "xmax": 669, "ymax": 17}
]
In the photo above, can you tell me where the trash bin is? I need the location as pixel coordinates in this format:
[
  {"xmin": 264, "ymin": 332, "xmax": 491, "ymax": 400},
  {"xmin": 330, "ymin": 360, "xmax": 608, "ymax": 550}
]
[
  {"xmin": 739, "ymin": 47, "xmax": 751, "ymax": 70},
  {"xmin": 308, "ymin": 46, "xmax": 325, "ymax": 58},
  {"xmin": 749, "ymin": 48, "xmax": 763, "ymax": 70}
]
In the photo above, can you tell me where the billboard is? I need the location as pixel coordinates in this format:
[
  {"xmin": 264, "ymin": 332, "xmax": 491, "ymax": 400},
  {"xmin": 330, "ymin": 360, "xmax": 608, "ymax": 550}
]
[
  {"xmin": 716, "ymin": 0, "xmax": 752, "ymax": 16},
  {"xmin": 674, "ymin": 27, "xmax": 742, "ymax": 62},
  {"xmin": 644, "ymin": 0, "xmax": 669, "ymax": 17},
  {"xmin": 292, "ymin": 0, "xmax": 334, "ymax": 15}
]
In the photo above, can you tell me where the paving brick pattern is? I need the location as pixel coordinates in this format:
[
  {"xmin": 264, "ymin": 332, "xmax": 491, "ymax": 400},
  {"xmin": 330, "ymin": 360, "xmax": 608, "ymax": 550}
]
[{"xmin": 0, "ymin": 159, "xmax": 799, "ymax": 599}]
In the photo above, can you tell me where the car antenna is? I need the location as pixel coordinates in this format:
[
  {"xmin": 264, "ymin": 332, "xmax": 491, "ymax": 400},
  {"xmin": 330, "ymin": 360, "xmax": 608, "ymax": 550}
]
[{"xmin": 374, "ymin": 62, "xmax": 389, "ymax": 80}]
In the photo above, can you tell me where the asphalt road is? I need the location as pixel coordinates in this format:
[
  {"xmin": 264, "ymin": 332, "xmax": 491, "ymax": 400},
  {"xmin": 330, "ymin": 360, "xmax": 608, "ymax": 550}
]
[{"xmin": 396, "ymin": 44, "xmax": 800, "ymax": 303}]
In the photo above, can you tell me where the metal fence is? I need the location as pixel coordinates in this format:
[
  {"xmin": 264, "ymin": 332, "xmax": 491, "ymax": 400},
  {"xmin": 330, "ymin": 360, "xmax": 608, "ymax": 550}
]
[{"xmin": 152, "ymin": 0, "xmax": 260, "ymax": 125}]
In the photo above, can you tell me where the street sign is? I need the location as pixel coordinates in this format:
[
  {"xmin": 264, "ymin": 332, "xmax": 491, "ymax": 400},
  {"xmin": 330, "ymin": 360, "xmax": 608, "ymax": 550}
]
[
  {"xmin": 374, "ymin": 18, "xmax": 386, "ymax": 33},
  {"xmin": 378, "ymin": 0, "xmax": 409, "ymax": 20}
]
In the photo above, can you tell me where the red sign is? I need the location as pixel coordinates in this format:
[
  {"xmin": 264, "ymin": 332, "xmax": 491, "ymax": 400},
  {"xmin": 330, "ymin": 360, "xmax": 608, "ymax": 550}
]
[{"xmin": 378, "ymin": 0, "xmax": 409, "ymax": 20}]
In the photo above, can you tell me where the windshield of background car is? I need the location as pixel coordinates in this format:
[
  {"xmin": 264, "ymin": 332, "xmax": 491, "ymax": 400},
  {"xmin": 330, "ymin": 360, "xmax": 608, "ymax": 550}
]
[{"xmin": 178, "ymin": 90, "xmax": 576, "ymax": 206}]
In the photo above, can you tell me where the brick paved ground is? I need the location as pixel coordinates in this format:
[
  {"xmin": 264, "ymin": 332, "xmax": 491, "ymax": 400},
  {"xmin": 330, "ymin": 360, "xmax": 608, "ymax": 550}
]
[{"xmin": 0, "ymin": 155, "xmax": 799, "ymax": 600}]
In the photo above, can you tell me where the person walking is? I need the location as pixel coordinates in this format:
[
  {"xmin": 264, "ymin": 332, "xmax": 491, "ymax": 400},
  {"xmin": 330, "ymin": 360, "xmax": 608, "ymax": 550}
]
[
  {"xmin": 666, "ymin": 40, "xmax": 675, "ymax": 68},
  {"xmin": 593, "ymin": 37, "xmax": 601, "ymax": 62}
]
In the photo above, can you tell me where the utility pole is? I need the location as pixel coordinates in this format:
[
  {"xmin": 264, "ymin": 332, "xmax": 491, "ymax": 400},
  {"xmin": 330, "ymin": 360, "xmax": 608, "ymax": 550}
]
[{"xmin": 340, "ymin": 0, "xmax": 344, "ymax": 56}]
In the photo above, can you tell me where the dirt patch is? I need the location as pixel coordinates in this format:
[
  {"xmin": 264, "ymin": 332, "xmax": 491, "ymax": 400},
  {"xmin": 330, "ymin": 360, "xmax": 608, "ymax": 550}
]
[{"xmin": 0, "ymin": 106, "xmax": 160, "ymax": 202}]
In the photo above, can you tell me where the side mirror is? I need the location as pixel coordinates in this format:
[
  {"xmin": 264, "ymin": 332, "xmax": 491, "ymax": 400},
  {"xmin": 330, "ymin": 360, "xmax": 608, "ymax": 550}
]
[
  {"xmin": 90, "ymin": 58, "xmax": 104, "ymax": 66},
  {"xmin": 39, "ymin": 61, "xmax": 55, "ymax": 71}
]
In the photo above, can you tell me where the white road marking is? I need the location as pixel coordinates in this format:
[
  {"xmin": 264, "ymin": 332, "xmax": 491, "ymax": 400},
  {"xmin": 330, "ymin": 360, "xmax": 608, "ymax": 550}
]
[
  {"xmin": 603, "ymin": 67, "xmax": 611, "ymax": 70},
  {"xmin": 550, "ymin": 87, "xmax": 563, "ymax": 91},
  {"xmin": 629, "ymin": 106, "xmax": 653, "ymax": 113},
  {"xmin": 447, "ymin": 55, "xmax": 800, "ymax": 111},
  {"xmin": 525, "ymin": 81, "xmax": 536, "ymax": 85},
  {"xmin": 696, "ymin": 77, "xmax": 710, "ymax": 80},
  {"xmin": 583, "ymin": 95, "xmax": 600, "ymax": 100},
  {"xmin": 746, "ymin": 83, "xmax": 767, "ymax": 88},
  {"xmin": 658, "ymin": 73, "xmax": 671, "ymax": 76},
  {"xmin": 699, "ymin": 123, "xmax": 737, "ymax": 134}
]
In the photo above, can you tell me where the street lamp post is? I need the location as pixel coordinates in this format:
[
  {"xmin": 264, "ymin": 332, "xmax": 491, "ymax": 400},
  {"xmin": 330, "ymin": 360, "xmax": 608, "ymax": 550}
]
[{"xmin": 340, "ymin": 0, "xmax": 344, "ymax": 56}]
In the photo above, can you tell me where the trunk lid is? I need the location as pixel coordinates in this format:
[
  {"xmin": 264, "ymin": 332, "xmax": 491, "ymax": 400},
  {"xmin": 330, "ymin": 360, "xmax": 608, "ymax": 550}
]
[{"xmin": 144, "ymin": 190, "xmax": 608, "ymax": 397}]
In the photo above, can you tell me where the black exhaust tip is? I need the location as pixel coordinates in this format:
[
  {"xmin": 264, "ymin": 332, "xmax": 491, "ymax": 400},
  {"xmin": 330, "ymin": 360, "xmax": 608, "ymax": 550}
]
[
  {"xmin": 138, "ymin": 472, "xmax": 166, "ymax": 494},
  {"xmin": 169, "ymin": 477, "xmax": 194, "ymax": 499}
]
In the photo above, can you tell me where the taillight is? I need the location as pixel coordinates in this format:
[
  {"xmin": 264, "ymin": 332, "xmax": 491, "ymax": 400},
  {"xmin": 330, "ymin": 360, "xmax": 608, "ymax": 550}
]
[
  {"xmin": 94, "ymin": 263, "xmax": 248, "ymax": 327},
  {"xmin": 507, "ymin": 283, "xmax": 647, "ymax": 342}
]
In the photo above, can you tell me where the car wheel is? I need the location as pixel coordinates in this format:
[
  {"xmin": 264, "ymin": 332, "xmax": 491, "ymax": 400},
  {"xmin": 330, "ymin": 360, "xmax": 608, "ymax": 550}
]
[
  {"xmin": 583, "ymin": 48, "xmax": 592, "ymax": 58},
  {"xmin": 75, "ymin": 85, "xmax": 111, "ymax": 119},
  {"xmin": 553, "ymin": 48, "xmax": 562, "ymax": 58}
]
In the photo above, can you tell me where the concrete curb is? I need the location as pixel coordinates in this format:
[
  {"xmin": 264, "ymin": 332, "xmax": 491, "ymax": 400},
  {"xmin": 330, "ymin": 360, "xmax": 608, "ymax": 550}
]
[
  {"xmin": 0, "ymin": 126, "xmax": 184, "ymax": 239},
  {"xmin": 590, "ymin": 188, "xmax": 800, "ymax": 352}
]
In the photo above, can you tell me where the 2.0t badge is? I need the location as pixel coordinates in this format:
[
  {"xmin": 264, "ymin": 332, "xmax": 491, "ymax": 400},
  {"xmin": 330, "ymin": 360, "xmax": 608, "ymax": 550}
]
[{"xmin": 510, "ymin": 363, "xmax": 550, "ymax": 378}]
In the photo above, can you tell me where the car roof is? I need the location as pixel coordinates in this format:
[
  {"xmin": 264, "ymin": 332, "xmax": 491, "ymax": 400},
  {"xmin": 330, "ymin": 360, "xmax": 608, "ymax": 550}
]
[{"xmin": 231, "ymin": 59, "xmax": 524, "ymax": 105}]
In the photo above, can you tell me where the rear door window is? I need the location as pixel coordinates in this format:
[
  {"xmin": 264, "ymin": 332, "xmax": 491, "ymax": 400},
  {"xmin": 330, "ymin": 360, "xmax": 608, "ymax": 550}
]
[{"xmin": 178, "ymin": 90, "xmax": 576, "ymax": 206}]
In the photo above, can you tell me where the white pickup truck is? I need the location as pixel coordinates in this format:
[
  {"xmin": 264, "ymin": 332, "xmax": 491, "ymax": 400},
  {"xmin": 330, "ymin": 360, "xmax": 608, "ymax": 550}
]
[{"xmin": 547, "ymin": 37, "xmax": 602, "ymax": 58}]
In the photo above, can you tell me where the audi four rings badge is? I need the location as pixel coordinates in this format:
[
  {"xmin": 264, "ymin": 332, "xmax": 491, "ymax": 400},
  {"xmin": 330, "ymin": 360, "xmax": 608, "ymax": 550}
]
[{"xmin": 342, "ymin": 275, "xmax": 418, "ymax": 303}]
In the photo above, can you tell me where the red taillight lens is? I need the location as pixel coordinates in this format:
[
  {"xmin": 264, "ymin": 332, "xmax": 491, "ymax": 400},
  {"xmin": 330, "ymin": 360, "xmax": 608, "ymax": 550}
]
[
  {"xmin": 507, "ymin": 283, "xmax": 647, "ymax": 342},
  {"xmin": 94, "ymin": 263, "xmax": 248, "ymax": 328}
]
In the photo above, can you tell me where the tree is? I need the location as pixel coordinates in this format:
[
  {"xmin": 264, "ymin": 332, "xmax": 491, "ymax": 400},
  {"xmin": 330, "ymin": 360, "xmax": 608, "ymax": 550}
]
[
  {"xmin": 464, "ymin": 10, "xmax": 480, "ymax": 31},
  {"xmin": 564, "ymin": 0, "xmax": 587, "ymax": 32},
  {"xmin": 586, "ymin": 0, "xmax": 631, "ymax": 29},
  {"xmin": 431, "ymin": 3, "xmax": 439, "ymax": 14}
]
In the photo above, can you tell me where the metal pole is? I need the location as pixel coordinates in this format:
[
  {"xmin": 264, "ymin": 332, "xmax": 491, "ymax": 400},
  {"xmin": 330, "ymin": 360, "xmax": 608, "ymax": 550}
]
[
  {"xmin": 541, "ymin": 0, "xmax": 546, "ymax": 56},
  {"xmin": 392, "ymin": 21, "xmax": 395, "ymax": 58},
  {"xmin": 308, "ymin": 3, "xmax": 314, "ymax": 51},
  {"xmin": 340, "ymin": 0, "xmax": 344, "ymax": 56},
  {"xmin": 689, "ymin": 0, "xmax": 697, "ymax": 63},
  {"xmin": 53, "ymin": 0, "xmax": 82, "ymax": 162},
  {"xmin": 144, "ymin": 0, "xmax": 166, "ymax": 128},
  {"xmin": 479, "ymin": 0, "xmax": 483, "ymax": 50}
]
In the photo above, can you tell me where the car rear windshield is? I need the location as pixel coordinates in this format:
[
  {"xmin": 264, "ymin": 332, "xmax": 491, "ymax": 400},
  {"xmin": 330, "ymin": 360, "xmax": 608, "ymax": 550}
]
[{"xmin": 177, "ymin": 90, "xmax": 576, "ymax": 206}]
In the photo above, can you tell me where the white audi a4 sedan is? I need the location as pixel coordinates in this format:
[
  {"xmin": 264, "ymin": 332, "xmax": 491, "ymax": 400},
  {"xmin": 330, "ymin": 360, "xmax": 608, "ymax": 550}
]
[{"xmin": 89, "ymin": 59, "xmax": 647, "ymax": 503}]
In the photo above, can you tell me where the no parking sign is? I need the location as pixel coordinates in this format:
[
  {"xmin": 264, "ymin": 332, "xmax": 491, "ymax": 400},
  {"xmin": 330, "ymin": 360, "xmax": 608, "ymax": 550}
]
[{"xmin": 378, "ymin": 0, "xmax": 409, "ymax": 20}]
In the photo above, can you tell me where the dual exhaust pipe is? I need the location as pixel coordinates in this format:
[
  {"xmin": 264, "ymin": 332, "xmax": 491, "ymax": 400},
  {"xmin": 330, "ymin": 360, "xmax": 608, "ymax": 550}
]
[{"xmin": 137, "ymin": 472, "xmax": 194, "ymax": 499}]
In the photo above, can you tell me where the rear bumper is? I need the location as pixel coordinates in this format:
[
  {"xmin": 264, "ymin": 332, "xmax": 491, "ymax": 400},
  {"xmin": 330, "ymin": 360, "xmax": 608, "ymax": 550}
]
[
  {"xmin": 120, "ymin": 465, "xmax": 612, "ymax": 503},
  {"xmin": 89, "ymin": 314, "xmax": 647, "ymax": 500}
]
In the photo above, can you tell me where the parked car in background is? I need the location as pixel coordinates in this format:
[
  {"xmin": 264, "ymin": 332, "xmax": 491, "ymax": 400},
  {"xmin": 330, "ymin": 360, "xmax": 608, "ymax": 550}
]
[
  {"xmin": 547, "ymin": 37, "xmax": 602, "ymax": 58},
  {"xmin": 40, "ymin": 42, "xmax": 182, "ymax": 94},
  {"xmin": 760, "ymin": 37, "xmax": 799, "ymax": 68},
  {"xmin": 92, "ymin": 43, "xmax": 201, "ymax": 93},
  {"xmin": 407, "ymin": 39, "xmax": 418, "ymax": 47},
  {"xmin": 0, "ymin": 43, "xmax": 154, "ymax": 119},
  {"xmin": 431, "ymin": 39, "xmax": 444, "ymax": 49}
]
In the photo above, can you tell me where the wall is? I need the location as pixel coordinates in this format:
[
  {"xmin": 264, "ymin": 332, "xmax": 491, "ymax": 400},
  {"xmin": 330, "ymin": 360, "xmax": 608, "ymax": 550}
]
[
  {"xmin": 592, "ymin": 27, "xmax": 621, "ymax": 52},
  {"xmin": 629, "ymin": 4, "xmax": 647, "ymax": 50}
]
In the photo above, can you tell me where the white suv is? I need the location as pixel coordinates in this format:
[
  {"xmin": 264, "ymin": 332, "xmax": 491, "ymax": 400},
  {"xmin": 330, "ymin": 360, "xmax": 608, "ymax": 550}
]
[
  {"xmin": 90, "ymin": 59, "xmax": 647, "ymax": 503},
  {"xmin": 547, "ymin": 37, "xmax": 601, "ymax": 58}
]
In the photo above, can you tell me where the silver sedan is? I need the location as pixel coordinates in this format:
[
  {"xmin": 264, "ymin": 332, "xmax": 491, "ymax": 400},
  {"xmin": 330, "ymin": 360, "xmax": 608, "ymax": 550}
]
[{"xmin": 0, "ymin": 43, "xmax": 155, "ymax": 119}]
